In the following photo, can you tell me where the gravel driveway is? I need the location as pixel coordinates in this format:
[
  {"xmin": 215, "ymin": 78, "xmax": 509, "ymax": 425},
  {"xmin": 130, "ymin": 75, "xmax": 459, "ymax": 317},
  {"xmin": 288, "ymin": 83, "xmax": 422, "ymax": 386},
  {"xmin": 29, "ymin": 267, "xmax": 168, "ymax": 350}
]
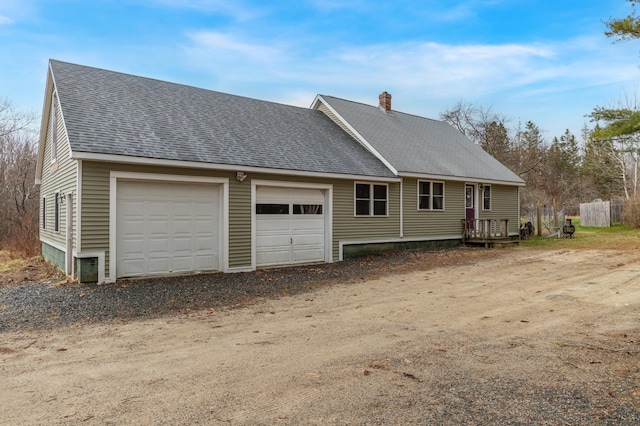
[
  {"xmin": 1, "ymin": 247, "xmax": 639, "ymax": 425},
  {"xmin": 0, "ymin": 247, "xmax": 487, "ymax": 332}
]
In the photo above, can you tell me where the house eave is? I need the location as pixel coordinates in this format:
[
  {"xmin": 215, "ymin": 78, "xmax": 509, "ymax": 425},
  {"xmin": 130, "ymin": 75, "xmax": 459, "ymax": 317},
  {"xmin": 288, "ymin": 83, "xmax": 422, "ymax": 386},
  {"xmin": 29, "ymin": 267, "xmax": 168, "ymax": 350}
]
[
  {"xmin": 70, "ymin": 151, "xmax": 401, "ymax": 183},
  {"xmin": 399, "ymin": 171, "xmax": 526, "ymax": 186}
]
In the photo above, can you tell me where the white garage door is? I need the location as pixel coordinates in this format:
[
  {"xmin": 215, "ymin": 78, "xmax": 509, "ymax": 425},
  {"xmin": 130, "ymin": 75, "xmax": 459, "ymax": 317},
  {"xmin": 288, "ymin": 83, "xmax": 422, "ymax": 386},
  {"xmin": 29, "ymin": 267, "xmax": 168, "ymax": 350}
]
[
  {"xmin": 116, "ymin": 180, "xmax": 221, "ymax": 278},
  {"xmin": 256, "ymin": 186, "xmax": 325, "ymax": 267}
]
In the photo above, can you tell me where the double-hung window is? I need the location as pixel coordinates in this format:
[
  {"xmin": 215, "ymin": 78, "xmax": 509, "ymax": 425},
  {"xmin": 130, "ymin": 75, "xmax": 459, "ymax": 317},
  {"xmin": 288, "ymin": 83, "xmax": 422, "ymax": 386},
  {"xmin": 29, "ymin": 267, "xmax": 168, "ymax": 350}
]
[
  {"xmin": 54, "ymin": 192, "xmax": 60, "ymax": 233},
  {"xmin": 418, "ymin": 181, "xmax": 444, "ymax": 210},
  {"xmin": 482, "ymin": 185, "xmax": 491, "ymax": 210},
  {"xmin": 42, "ymin": 197, "xmax": 47, "ymax": 230},
  {"xmin": 355, "ymin": 183, "xmax": 388, "ymax": 216}
]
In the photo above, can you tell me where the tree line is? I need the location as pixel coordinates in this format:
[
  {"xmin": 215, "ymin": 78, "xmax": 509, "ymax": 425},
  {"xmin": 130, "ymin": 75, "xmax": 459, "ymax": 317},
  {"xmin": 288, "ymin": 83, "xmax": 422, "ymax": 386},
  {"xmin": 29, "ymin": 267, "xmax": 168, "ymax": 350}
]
[
  {"xmin": 439, "ymin": 102, "xmax": 640, "ymax": 221},
  {"xmin": 0, "ymin": 98, "xmax": 39, "ymax": 256}
]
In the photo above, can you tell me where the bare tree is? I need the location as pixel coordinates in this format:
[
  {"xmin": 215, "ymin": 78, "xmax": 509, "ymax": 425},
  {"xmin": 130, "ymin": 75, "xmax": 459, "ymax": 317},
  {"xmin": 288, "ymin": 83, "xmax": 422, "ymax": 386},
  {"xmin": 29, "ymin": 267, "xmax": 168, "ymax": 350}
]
[{"xmin": 0, "ymin": 98, "xmax": 39, "ymax": 256}]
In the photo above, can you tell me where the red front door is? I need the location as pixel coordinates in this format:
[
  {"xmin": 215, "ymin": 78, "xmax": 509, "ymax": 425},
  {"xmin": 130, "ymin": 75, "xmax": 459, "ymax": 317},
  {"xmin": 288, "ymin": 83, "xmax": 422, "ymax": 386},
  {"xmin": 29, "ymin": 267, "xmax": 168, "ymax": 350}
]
[{"xmin": 465, "ymin": 185, "xmax": 475, "ymax": 225}]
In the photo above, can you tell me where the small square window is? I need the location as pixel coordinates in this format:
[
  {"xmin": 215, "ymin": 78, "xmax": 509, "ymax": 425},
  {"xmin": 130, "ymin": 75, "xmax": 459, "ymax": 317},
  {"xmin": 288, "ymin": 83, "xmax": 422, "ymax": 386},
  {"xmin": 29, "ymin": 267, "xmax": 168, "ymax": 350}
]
[
  {"xmin": 418, "ymin": 181, "xmax": 444, "ymax": 210},
  {"xmin": 355, "ymin": 183, "xmax": 388, "ymax": 216}
]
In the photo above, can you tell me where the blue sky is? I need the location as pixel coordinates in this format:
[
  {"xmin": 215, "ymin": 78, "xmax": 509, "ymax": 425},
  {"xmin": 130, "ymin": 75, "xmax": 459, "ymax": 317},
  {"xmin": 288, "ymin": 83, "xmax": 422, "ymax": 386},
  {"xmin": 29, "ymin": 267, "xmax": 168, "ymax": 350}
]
[{"xmin": 1, "ymin": 0, "xmax": 640, "ymax": 140}]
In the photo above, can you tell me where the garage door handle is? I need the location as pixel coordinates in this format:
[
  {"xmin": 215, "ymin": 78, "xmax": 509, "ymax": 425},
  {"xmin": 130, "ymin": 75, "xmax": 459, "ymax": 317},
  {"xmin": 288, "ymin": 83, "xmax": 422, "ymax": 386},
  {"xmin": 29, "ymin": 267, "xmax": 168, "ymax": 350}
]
[{"xmin": 290, "ymin": 237, "xmax": 293, "ymax": 245}]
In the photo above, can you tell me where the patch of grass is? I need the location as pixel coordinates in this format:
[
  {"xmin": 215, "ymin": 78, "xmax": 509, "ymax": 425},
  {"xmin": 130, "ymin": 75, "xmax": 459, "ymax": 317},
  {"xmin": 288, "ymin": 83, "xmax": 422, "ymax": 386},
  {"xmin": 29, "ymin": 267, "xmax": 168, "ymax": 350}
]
[
  {"xmin": 520, "ymin": 218, "xmax": 640, "ymax": 250},
  {"xmin": 0, "ymin": 250, "xmax": 25, "ymax": 273}
]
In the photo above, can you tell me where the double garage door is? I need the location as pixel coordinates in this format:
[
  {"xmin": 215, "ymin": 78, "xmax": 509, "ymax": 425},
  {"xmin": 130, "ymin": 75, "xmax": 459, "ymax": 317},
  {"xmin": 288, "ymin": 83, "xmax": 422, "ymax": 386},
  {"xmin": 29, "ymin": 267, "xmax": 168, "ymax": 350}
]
[
  {"xmin": 115, "ymin": 180, "xmax": 326, "ymax": 278},
  {"xmin": 116, "ymin": 180, "xmax": 221, "ymax": 278},
  {"xmin": 256, "ymin": 186, "xmax": 326, "ymax": 267}
]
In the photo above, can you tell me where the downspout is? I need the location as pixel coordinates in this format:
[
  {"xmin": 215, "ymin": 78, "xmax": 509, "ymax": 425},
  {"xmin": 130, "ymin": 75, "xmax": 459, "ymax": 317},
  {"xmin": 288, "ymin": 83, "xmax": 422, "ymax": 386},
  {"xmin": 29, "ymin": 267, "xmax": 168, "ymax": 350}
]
[{"xmin": 399, "ymin": 177, "xmax": 404, "ymax": 238}]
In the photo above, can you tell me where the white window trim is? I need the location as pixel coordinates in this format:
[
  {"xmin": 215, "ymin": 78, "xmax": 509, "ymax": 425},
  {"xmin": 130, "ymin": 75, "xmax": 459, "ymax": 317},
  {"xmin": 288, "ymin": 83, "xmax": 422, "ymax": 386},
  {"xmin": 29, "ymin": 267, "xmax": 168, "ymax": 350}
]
[
  {"xmin": 482, "ymin": 184, "xmax": 492, "ymax": 211},
  {"xmin": 354, "ymin": 182, "xmax": 388, "ymax": 217},
  {"xmin": 54, "ymin": 191, "xmax": 60, "ymax": 233},
  {"xmin": 417, "ymin": 180, "xmax": 445, "ymax": 211},
  {"xmin": 42, "ymin": 196, "xmax": 47, "ymax": 230}
]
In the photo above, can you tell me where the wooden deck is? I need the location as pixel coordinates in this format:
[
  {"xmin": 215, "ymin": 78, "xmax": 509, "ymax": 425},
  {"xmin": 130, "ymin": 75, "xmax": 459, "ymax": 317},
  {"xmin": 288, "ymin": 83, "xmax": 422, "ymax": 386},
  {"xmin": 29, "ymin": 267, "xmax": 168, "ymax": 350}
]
[{"xmin": 461, "ymin": 219, "xmax": 518, "ymax": 248}]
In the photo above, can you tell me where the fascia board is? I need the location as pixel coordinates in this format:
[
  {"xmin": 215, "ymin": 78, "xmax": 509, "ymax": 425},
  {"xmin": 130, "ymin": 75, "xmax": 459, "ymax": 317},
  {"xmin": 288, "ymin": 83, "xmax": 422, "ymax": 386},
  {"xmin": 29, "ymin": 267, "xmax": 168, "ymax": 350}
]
[{"xmin": 71, "ymin": 151, "xmax": 401, "ymax": 183}]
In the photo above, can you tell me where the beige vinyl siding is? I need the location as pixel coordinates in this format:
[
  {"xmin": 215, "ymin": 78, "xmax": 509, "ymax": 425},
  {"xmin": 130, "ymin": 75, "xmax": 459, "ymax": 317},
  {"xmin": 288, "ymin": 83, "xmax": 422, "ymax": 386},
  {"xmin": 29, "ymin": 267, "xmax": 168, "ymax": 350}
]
[
  {"xmin": 39, "ymin": 93, "xmax": 77, "ymax": 254},
  {"xmin": 80, "ymin": 163, "xmax": 400, "ymax": 273},
  {"xmin": 228, "ymin": 178, "xmax": 251, "ymax": 268},
  {"xmin": 332, "ymin": 180, "xmax": 400, "ymax": 254},
  {"xmin": 81, "ymin": 162, "xmax": 239, "ymax": 275},
  {"xmin": 478, "ymin": 184, "xmax": 520, "ymax": 235},
  {"xmin": 243, "ymin": 173, "xmax": 400, "ymax": 261},
  {"xmin": 402, "ymin": 178, "xmax": 465, "ymax": 238},
  {"xmin": 80, "ymin": 164, "xmax": 110, "ymax": 271}
]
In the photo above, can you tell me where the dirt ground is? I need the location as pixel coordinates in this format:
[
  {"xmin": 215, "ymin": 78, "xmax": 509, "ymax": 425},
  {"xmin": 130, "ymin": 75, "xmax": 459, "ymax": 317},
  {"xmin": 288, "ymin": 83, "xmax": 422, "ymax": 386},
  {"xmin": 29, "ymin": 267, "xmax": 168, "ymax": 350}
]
[
  {"xmin": 1, "ymin": 247, "xmax": 640, "ymax": 424},
  {"xmin": 0, "ymin": 251, "xmax": 64, "ymax": 287}
]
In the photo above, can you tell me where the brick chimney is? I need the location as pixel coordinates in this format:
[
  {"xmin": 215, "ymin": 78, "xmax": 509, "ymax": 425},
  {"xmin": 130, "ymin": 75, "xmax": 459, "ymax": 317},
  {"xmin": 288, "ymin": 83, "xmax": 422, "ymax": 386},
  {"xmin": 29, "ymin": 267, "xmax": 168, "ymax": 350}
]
[{"xmin": 379, "ymin": 91, "xmax": 392, "ymax": 111}]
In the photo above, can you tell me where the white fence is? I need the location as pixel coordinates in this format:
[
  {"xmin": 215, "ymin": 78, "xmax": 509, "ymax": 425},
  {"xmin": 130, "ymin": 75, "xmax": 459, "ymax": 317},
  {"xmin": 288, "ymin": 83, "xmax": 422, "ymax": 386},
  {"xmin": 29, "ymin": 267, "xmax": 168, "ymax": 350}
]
[{"xmin": 580, "ymin": 201, "xmax": 611, "ymax": 227}]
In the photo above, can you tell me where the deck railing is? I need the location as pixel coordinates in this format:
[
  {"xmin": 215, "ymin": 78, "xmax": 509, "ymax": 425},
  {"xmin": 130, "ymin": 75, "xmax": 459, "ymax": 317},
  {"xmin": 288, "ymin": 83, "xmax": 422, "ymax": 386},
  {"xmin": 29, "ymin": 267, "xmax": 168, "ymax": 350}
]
[{"xmin": 461, "ymin": 219, "xmax": 510, "ymax": 244}]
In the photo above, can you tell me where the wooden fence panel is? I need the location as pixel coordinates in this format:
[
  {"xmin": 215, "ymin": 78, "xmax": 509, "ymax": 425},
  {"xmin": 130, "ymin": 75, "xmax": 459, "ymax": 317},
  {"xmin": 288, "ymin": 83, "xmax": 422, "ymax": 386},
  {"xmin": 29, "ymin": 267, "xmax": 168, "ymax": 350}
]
[{"xmin": 580, "ymin": 201, "xmax": 611, "ymax": 227}]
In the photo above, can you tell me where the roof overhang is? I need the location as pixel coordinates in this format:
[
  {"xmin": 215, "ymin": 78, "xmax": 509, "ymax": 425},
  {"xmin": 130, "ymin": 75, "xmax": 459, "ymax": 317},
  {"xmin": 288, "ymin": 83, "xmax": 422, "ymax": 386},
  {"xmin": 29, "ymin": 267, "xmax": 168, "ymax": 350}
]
[
  {"xmin": 399, "ymin": 171, "xmax": 526, "ymax": 187},
  {"xmin": 35, "ymin": 62, "xmax": 55, "ymax": 184},
  {"xmin": 71, "ymin": 151, "xmax": 401, "ymax": 183}
]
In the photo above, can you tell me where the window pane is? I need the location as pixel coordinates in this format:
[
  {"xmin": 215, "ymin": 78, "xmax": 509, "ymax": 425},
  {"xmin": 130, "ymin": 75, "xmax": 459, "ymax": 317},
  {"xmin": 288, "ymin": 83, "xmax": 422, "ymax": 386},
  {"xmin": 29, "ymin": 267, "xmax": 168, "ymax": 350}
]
[
  {"xmin": 419, "ymin": 196, "xmax": 431, "ymax": 210},
  {"xmin": 373, "ymin": 200, "xmax": 387, "ymax": 216},
  {"xmin": 293, "ymin": 204, "xmax": 323, "ymax": 214},
  {"xmin": 433, "ymin": 182, "xmax": 444, "ymax": 196},
  {"xmin": 256, "ymin": 204, "xmax": 289, "ymax": 214},
  {"xmin": 54, "ymin": 195, "xmax": 60, "ymax": 232},
  {"xmin": 373, "ymin": 185, "xmax": 387, "ymax": 200},
  {"xmin": 483, "ymin": 186, "xmax": 491, "ymax": 210},
  {"xmin": 419, "ymin": 181, "xmax": 430, "ymax": 196},
  {"xmin": 356, "ymin": 200, "xmax": 370, "ymax": 216},
  {"xmin": 42, "ymin": 198, "xmax": 46, "ymax": 230},
  {"xmin": 433, "ymin": 196, "xmax": 444, "ymax": 210},
  {"xmin": 355, "ymin": 183, "xmax": 370, "ymax": 199}
]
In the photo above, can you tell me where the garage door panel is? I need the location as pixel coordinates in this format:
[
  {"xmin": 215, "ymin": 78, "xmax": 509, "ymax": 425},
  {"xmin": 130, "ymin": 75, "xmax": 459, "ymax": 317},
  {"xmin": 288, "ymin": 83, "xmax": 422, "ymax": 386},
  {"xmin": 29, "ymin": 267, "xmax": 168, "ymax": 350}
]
[
  {"xmin": 196, "ymin": 237, "xmax": 215, "ymax": 251},
  {"xmin": 148, "ymin": 258, "xmax": 170, "ymax": 275},
  {"xmin": 257, "ymin": 249, "xmax": 291, "ymax": 266},
  {"xmin": 255, "ymin": 186, "xmax": 325, "ymax": 267},
  {"xmin": 120, "ymin": 238, "xmax": 145, "ymax": 254},
  {"xmin": 120, "ymin": 220, "xmax": 145, "ymax": 235},
  {"xmin": 172, "ymin": 257, "xmax": 194, "ymax": 272},
  {"xmin": 196, "ymin": 256, "xmax": 215, "ymax": 269},
  {"xmin": 116, "ymin": 180, "xmax": 221, "ymax": 278},
  {"xmin": 119, "ymin": 259, "xmax": 145, "ymax": 277},
  {"xmin": 292, "ymin": 248, "xmax": 325, "ymax": 263},
  {"xmin": 173, "ymin": 237, "xmax": 192, "ymax": 252}
]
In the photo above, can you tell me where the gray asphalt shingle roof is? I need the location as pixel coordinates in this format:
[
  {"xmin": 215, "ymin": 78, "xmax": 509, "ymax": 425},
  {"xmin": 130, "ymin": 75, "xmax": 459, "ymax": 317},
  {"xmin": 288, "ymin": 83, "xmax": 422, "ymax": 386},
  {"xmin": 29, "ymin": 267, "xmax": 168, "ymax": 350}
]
[
  {"xmin": 320, "ymin": 95, "xmax": 525, "ymax": 185},
  {"xmin": 49, "ymin": 60, "xmax": 395, "ymax": 178}
]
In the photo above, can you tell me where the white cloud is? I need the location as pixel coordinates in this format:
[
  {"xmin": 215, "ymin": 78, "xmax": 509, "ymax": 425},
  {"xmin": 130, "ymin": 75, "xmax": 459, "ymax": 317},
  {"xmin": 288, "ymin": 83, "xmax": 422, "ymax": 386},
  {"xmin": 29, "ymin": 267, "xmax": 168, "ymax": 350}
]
[
  {"xmin": 185, "ymin": 31, "xmax": 283, "ymax": 63},
  {"xmin": 178, "ymin": 29, "xmax": 640, "ymax": 137},
  {"xmin": 0, "ymin": 14, "xmax": 13, "ymax": 25}
]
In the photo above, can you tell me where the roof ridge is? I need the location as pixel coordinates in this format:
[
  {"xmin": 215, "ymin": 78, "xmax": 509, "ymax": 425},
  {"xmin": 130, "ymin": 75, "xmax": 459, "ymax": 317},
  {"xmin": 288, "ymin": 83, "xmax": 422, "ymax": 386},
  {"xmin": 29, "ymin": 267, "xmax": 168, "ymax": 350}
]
[
  {"xmin": 320, "ymin": 94, "xmax": 444, "ymax": 124},
  {"xmin": 50, "ymin": 59, "xmax": 314, "ymax": 114}
]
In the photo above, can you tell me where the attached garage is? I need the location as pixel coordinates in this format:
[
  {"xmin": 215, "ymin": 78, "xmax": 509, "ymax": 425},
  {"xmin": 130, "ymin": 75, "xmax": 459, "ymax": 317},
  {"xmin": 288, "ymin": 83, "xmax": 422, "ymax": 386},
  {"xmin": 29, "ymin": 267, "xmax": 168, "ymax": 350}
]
[
  {"xmin": 254, "ymin": 183, "xmax": 331, "ymax": 267},
  {"xmin": 111, "ymin": 174, "xmax": 227, "ymax": 279}
]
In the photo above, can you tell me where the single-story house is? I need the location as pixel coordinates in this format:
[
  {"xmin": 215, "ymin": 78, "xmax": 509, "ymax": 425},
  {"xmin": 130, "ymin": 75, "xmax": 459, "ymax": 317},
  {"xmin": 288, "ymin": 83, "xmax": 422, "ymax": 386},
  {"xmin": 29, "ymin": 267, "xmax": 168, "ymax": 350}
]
[{"xmin": 36, "ymin": 60, "xmax": 525, "ymax": 284}]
